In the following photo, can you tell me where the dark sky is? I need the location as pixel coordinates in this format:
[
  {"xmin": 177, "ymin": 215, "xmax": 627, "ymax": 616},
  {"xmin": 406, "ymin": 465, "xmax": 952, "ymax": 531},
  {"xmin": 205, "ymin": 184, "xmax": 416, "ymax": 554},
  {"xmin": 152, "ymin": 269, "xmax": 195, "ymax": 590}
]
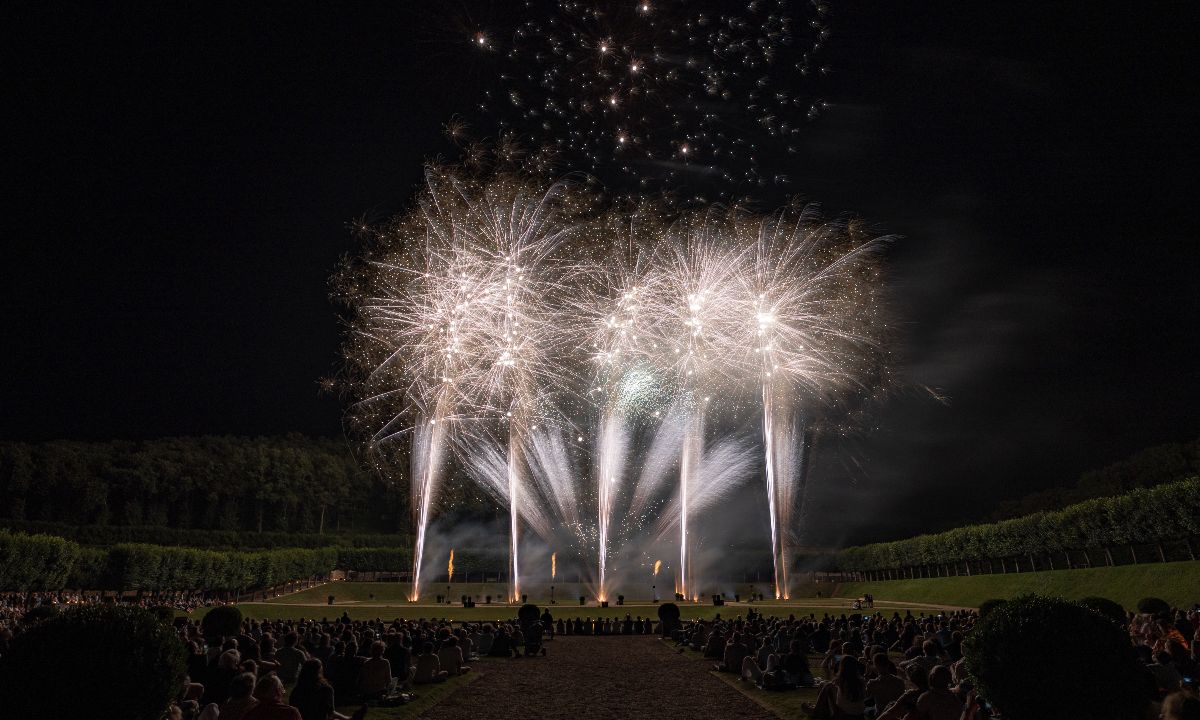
[{"xmin": 5, "ymin": 2, "xmax": 1197, "ymax": 544}]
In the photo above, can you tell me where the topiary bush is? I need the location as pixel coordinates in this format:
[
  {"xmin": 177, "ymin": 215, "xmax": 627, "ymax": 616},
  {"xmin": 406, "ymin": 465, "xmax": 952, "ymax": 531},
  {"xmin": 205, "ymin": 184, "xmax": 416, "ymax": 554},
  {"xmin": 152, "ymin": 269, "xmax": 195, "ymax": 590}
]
[
  {"xmin": 657, "ymin": 602, "xmax": 681, "ymax": 637},
  {"xmin": 201, "ymin": 604, "xmax": 243, "ymax": 638},
  {"xmin": 963, "ymin": 594, "xmax": 1145, "ymax": 720},
  {"xmin": 0, "ymin": 605, "xmax": 186, "ymax": 720},
  {"xmin": 1136, "ymin": 597, "xmax": 1171, "ymax": 616},
  {"xmin": 518, "ymin": 603, "xmax": 540, "ymax": 628},
  {"xmin": 22, "ymin": 603, "xmax": 59, "ymax": 624},
  {"xmin": 978, "ymin": 598, "xmax": 1007, "ymax": 618},
  {"xmin": 1079, "ymin": 596, "xmax": 1128, "ymax": 627}
]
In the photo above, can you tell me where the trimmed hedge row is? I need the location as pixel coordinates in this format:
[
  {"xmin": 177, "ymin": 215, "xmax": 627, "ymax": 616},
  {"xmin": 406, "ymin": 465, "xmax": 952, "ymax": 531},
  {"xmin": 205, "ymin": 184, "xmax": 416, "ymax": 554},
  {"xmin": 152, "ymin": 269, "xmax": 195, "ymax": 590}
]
[
  {"xmin": 1, "ymin": 532, "xmax": 337, "ymax": 591},
  {"xmin": 0, "ymin": 530, "xmax": 80, "ymax": 591},
  {"xmin": 0, "ymin": 520, "xmax": 410, "ymax": 550},
  {"xmin": 0, "ymin": 532, "xmax": 511, "ymax": 591},
  {"xmin": 833, "ymin": 477, "xmax": 1200, "ymax": 573},
  {"xmin": 103, "ymin": 544, "xmax": 337, "ymax": 591}
]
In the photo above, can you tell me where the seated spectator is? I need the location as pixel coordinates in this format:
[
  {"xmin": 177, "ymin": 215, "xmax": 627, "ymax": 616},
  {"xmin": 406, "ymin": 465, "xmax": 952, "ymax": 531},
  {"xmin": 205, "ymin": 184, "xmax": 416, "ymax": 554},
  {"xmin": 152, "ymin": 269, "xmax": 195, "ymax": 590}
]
[
  {"xmin": 437, "ymin": 635, "xmax": 470, "ymax": 675},
  {"xmin": 803, "ymin": 656, "xmax": 866, "ymax": 719},
  {"xmin": 220, "ymin": 672, "xmax": 260, "ymax": 720},
  {"xmin": 414, "ymin": 642, "xmax": 449, "ymax": 684},
  {"xmin": 901, "ymin": 640, "xmax": 943, "ymax": 675},
  {"xmin": 291, "ymin": 658, "xmax": 352, "ymax": 720},
  {"xmin": 915, "ymin": 665, "xmax": 962, "ymax": 720},
  {"xmin": 1150, "ymin": 650, "xmax": 1184, "ymax": 695},
  {"xmin": 782, "ymin": 641, "xmax": 815, "ymax": 687},
  {"xmin": 242, "ymin": 675, "xmax": 302, "ymax": 720},
  {"xmin": 275, "ymin": 632, "xmax": 309, "ymax": 685},
  {"xmin": 357, "ymin": 641, "xmax": 393, "ymax": 699},
  {"xmin": 476, "ymin": 624, "xmax": 495, "ymax": 655},
  {"xmin": 866, "ymin": 653, "xmax": 905, "ymax": 712},
  {"xmin": 716, "ymin": 632, "xmax": 749, "ymax": 673},
  {"xmin": 877, "ymin": 665, "xmax": 930, "ymax": 720}
]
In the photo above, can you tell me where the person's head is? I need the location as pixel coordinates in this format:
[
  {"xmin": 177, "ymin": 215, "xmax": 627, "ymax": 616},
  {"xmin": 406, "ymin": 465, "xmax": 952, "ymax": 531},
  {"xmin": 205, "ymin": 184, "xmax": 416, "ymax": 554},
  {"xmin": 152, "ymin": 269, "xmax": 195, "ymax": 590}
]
[
  {"xmin": 1156, "ymin": 650, "xmax": 1174, "ymax": 665},
  {"xmin": 928, "ymin": 665, "xmax": 952, "ymax": 691},
  {"xmin": 922, "ymin": 639, "xmax": 939, "ymax": 657},
  {"xmin": 218, "ymin": 648, "xmax": 241, "ymax": 670},
  {"xmin": 253, "ymin": 674, "xmax": 284, "ymax": 703},
  {"xmin": 872, "ymin": 652, "xmax": 893, "ymax": 675},
  {"xmin": 422, "ymin": 641, "xmax": 434, "ymax": 655},
  {"xmin": 283, "ymin": 631, "xmax": 299, "ymax": 648},
  {"xmin": 229, "ymin": 672, "xmax": 256, "ymax": 700}
]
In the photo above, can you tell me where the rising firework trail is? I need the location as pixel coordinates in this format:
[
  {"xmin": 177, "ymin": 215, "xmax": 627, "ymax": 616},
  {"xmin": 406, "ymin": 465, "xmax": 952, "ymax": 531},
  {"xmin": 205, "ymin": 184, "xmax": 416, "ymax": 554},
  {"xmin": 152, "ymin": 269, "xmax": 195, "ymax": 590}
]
[{"xmin": 738, "ymin": 206, "xmax": 887, "ymax": 599}]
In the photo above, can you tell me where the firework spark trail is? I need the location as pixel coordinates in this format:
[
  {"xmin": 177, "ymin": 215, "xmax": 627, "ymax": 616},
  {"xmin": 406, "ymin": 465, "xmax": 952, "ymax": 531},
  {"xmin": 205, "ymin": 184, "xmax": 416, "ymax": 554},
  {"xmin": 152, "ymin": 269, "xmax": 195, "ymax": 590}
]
[
  {"xmin": 738, "ymin": 207, "xmax": 887, "ymax": 600},
  {"xmin": 639, "ymin": 213, "xmax": 748, "ymax": 599},
  {"xmin": 448, "ymin": 548, "xmax": 455, "ymax": 583},
  {"xmin": 551, "ymin": 552, "xmax": 557, "ymax": 580},
  {"xmin": 410, "ymin": 412, "xmax": 448, "ymax": 601}
]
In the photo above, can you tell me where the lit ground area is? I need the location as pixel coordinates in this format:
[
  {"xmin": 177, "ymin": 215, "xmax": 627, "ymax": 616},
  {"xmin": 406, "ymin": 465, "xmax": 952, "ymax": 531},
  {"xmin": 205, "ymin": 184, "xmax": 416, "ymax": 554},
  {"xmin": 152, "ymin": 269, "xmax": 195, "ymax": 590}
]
[{"xmin": 215, "ymin": 581, "xmax": 961, "ymax": 621}]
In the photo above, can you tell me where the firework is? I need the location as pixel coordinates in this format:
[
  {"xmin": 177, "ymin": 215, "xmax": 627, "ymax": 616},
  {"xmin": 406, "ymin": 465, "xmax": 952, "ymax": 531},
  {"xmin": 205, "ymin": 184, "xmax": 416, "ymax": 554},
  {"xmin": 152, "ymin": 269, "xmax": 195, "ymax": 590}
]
[
  {"xmin": 551, "ymin": 552, "xmax": 557, "ymax": 580},
  {"xmin": 735, "ymin": 205, "xmax": 887, "ymax": 598},
  {"xmin": 448, "ymin": 548, "xmax": 455, "ymax": 583},
  {"xmin": 339, "ymin": 166, "xmax": 890, "ymax": 604},
  {"xmin": 466, "ymin": 0, "xmax": 832, "ymax": 191}
]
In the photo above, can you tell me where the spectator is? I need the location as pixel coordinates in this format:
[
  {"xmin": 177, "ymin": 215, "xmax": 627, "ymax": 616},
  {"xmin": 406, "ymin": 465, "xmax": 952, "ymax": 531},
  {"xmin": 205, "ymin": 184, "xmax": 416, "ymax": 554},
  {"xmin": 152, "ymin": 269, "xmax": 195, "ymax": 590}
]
[
  {"xmin": 803, "ymin": 655, "xmax": 866, "ymax": 719},
  {"xmin": 414, "ymin": 642, "xmax": 448, "ymax": 684},
  {"xmin": 242, "ymin": 675, "xmax": 302, "ymax": 720},
  {"xmin": 866, "ymin": 653, "xmax": 905, "ymax": 712},
  {"xmin": 220, "ymin": 672, "xmax": 260, "ymax": 720},
  {"xmin": 275, "ymin": 632, "xmax": 309, "ymax": 685},
  {"xmin": 914, "ymin": 665, "xmax": 961, "ymax": 720},
  {"xmin": 357, "ymin": 640, "xmax": 393, "ymax": 698},
  {"xmin": 291, "ymin": 659, "xmax": 352, "ymax": 720},
  {"xmin": 437, "ymin": 635, "xmax": 470, "ymax": 676}
]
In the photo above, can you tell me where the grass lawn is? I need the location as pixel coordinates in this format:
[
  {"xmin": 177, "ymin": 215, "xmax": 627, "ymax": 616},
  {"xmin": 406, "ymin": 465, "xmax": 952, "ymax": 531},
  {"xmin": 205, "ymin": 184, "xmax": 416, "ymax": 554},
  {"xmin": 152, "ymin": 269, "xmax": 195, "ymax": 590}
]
[
  {"xmin": 835, "ymin": 559, "xmax": 1200, "ymax": 609},
  {"xmin": 273, "ymin": 580, "xmax": 819, "ymax": 605}
]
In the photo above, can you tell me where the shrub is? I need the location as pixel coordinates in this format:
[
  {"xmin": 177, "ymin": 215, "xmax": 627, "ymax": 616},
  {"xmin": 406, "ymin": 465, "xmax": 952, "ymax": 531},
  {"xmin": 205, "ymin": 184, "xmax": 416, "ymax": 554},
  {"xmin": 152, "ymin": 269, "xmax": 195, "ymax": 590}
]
[
  {"xmin": 657, "ymin": 602, "xmax": 681, "ymax": 637},
  {"xmin": 978, "ymin": 598, "xmax": 1007, "ymax": 617},
  {"xmin": 518, "ymin": 603, "xmax": 540, "ymax": 628},
  {"xmin": 22, "ymin": 603, "xmax": 59, "ymax": 624},
  {"xmin": 0, "ymin": 530, "xmax": 80, "ymax": 590},
  {"xmin": 1136, "ymin": 597, "xmax": 1171, "ymax": 615},
  {"xmin": 963, "ymin": 594, "xmax": 1145, "ymax": 720},
  {"xmin": 201, "ymin": 605, "xmax": 243, "ymax": 638},
  {"xmin": 1078, "ymin": 596, "xmax": 1127, "ymax": 626},
  {"xmin": 149, "ymin": 606, "xmax": 177, "ymax": 624},
  {"xmin": 0, "ymin": 605, "xmax": 186, "ymax": 720}
]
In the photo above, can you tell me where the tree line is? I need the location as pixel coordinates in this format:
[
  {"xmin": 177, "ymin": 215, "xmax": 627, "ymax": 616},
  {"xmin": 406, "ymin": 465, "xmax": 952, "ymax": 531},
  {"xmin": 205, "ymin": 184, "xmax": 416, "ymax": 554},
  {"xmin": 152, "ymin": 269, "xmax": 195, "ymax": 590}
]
[
  {"xmin": 831, "ymin": 477, "xmax": 1200, "ymax": 578},
  {"xmin": 989, "ymin": 436, "xmax": 1199, "ymax": 520},
  {"xmin": 0, "ymin": 435, "xmax": 400, "ymax": 534},
  {"xmin": 0, "ymin": 531, "xmax": 513, "ymax": 592}
]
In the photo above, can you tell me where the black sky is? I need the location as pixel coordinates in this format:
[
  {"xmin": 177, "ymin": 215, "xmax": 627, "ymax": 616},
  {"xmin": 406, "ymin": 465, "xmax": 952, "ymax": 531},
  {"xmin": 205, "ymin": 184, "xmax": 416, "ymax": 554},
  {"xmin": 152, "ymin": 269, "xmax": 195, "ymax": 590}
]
[{"xmin": 4, "ymin": 2, "xmax": 1197, "ymax": 544}]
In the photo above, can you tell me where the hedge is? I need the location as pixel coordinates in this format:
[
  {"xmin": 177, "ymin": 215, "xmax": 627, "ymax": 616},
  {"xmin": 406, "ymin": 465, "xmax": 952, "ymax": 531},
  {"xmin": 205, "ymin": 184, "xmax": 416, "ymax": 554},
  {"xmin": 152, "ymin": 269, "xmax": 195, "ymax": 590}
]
[
  {"xmin": 832, "ymin": 477, "xmax": 1200, "ymax": 574},
  {"xmin": 104, "ymin": 544, "xmax": 338, "ymax": 592},
  {"xmin": 0, "ymin": 520, "xmax": 410, "ymax": 550},
  {"xmin": 0, "ymin": 530, "xmax": 79, "ymax": 591}
]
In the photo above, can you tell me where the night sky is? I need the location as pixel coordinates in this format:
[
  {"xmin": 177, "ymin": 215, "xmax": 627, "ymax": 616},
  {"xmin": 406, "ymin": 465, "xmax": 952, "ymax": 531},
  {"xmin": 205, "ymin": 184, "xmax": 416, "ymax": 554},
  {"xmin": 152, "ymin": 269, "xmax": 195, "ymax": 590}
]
[{"xmin": 6, "ymin": 2, "xmax": 1197, "ymax": 544}]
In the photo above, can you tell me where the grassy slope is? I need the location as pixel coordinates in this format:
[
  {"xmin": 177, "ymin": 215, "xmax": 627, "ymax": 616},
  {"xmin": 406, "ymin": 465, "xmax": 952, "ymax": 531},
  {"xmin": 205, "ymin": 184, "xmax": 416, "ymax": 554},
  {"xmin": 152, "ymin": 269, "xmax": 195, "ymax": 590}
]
[{"xmin": 835, "ymin": 560, "xmax": 1200, "ymax": 609}]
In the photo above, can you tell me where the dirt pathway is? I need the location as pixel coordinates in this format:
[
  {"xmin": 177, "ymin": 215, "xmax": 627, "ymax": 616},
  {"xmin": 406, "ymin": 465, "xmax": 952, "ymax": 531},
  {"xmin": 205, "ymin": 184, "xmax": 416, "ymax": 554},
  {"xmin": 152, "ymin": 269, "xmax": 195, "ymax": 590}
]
[{"xmin": 419, "ymin": 635, "xmax": 774, "ymax": 720}]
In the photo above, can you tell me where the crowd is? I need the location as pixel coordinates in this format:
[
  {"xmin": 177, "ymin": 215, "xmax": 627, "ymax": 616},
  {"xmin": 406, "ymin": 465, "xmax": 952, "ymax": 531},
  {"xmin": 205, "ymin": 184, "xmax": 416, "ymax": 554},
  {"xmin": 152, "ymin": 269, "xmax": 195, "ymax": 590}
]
[
  {"xmin": 674, "ymin": 606, "xmax": 1200, "ymax": 719},
  {"xmin": 0, "ymin": 590, "xmax": 217, "ymax": 623},
  {"xmin": 3, "ymin": 590, "xmax": 1199, "ymax": 720}
]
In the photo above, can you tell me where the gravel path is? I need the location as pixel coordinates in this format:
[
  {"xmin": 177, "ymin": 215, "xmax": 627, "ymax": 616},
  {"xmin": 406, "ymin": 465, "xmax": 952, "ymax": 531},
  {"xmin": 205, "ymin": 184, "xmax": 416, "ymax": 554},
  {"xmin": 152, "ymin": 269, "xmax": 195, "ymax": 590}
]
[{"xmin": 419, "ymin": 635, "xmax": 775, "ymax": 720}]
